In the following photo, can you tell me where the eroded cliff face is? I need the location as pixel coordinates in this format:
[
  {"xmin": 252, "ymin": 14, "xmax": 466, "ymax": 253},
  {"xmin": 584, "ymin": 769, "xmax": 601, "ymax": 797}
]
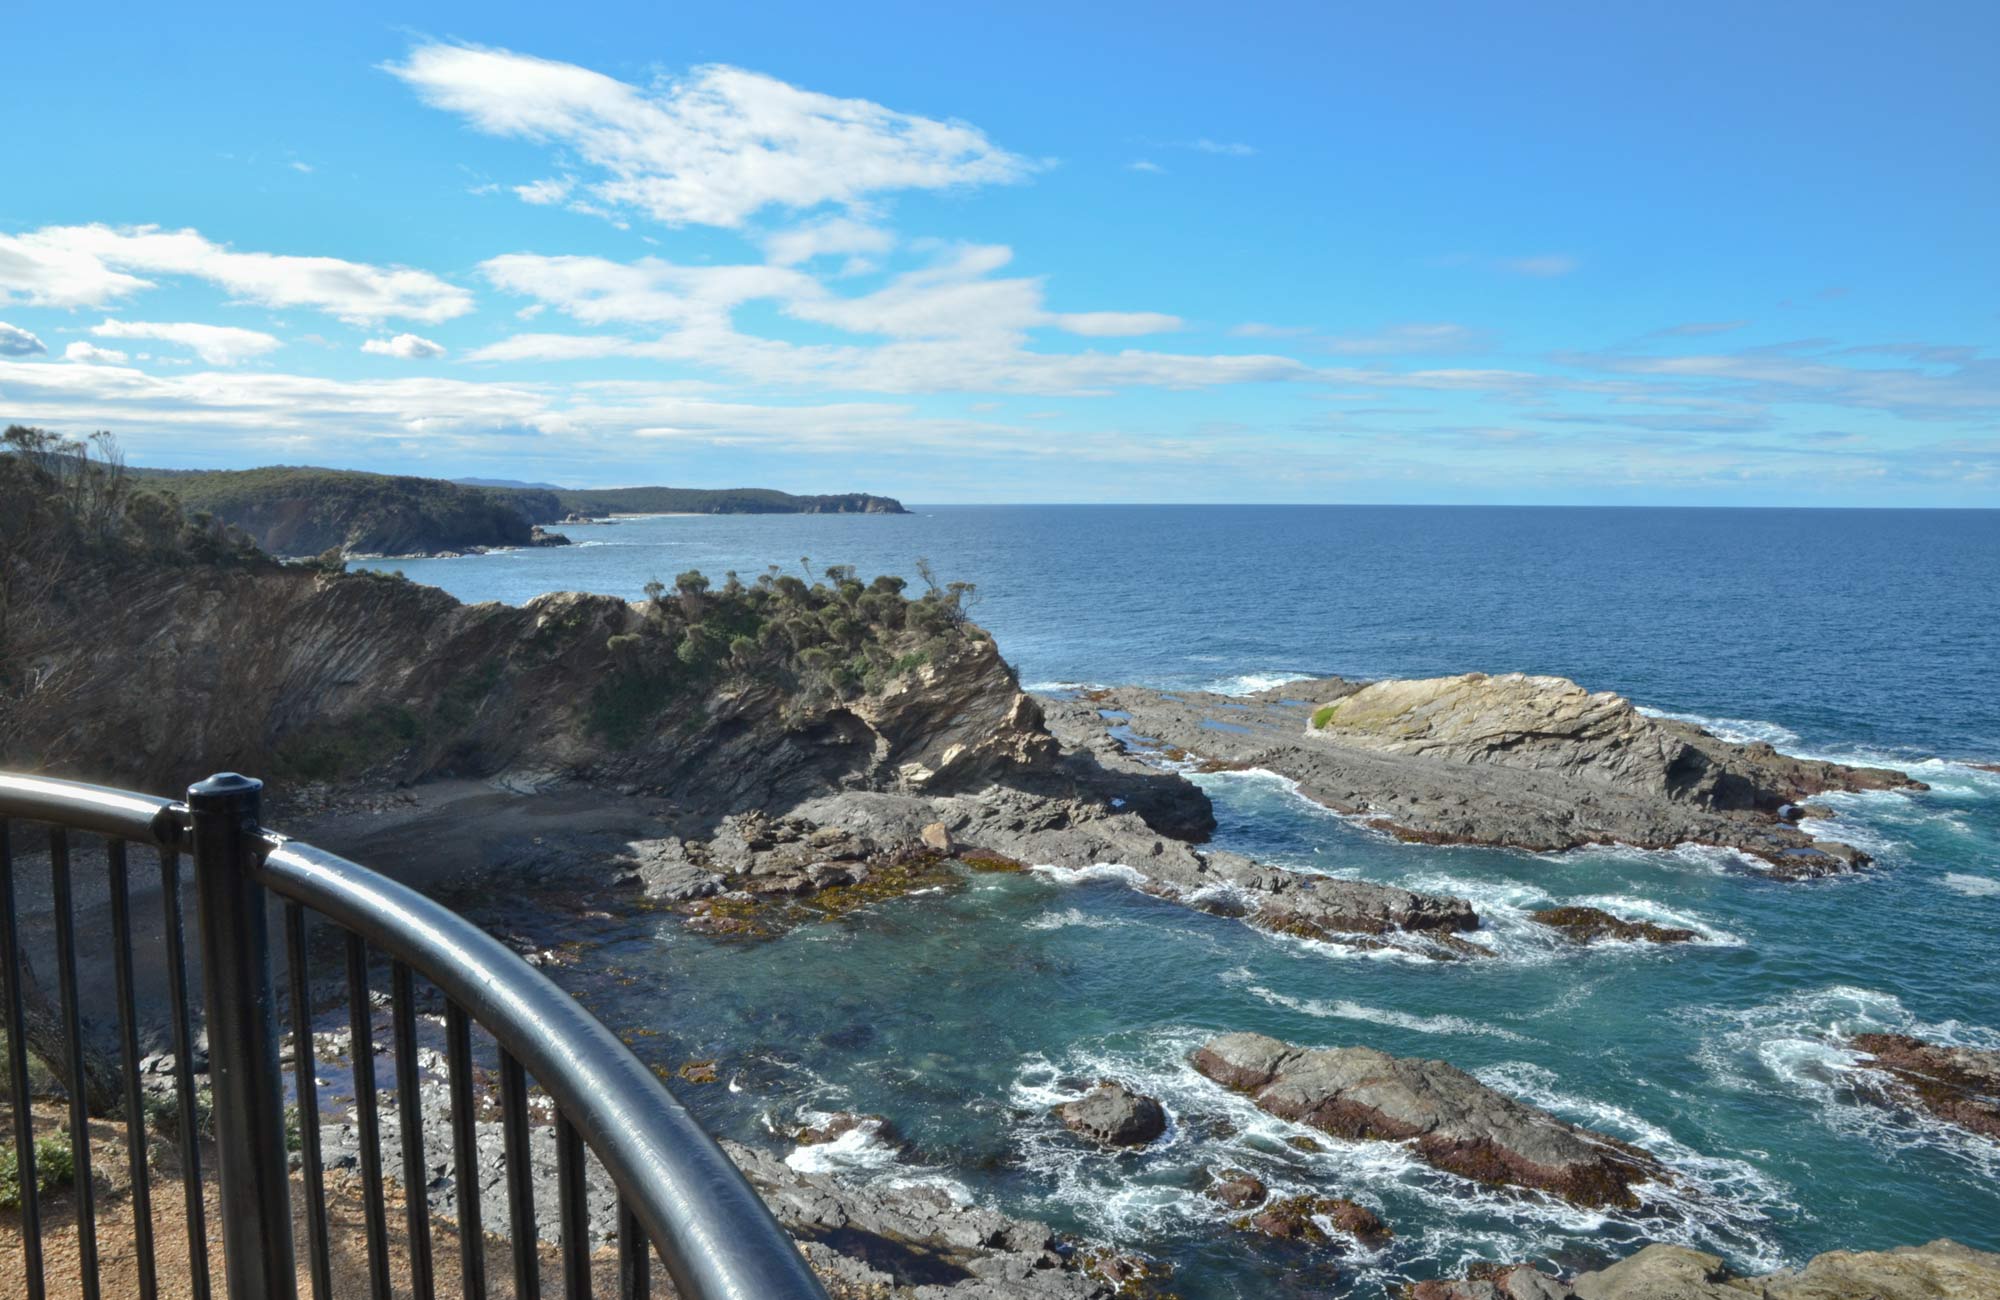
[{"xmin": 18, "ymin": 554, "xmax": 1055, "ymax": 810}]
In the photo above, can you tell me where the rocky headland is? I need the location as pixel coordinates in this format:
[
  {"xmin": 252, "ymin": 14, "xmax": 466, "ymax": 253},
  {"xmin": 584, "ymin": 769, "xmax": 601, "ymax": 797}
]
[{"xmin": 1042, "ymin": 673, "xmax": 1923, "ymax": 878}]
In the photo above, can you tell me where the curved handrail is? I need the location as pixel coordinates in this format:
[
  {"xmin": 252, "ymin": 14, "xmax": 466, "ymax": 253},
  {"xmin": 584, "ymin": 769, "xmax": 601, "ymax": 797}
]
[
  {"xmin": 260, "ymin": 837, "xmax": 825, "ymax": 1300},
  {"xmin": 0, "ymin": 771, "xmax": 181, "ymax": 847},
  {"xmin": 0, "ymin": 771, "xmax": 827, "ymax": 1300}
]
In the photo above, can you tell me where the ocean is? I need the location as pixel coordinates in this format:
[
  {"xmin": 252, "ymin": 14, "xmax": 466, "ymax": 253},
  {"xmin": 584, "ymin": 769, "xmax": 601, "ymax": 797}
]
[{"xmin": 356, "ymin": 505, "xmax": 2000, "ymax": 1297}]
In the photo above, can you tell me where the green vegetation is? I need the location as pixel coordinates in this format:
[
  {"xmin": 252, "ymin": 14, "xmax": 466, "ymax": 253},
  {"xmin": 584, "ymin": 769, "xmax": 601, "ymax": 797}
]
[
  {"xmin": 275, "ymin": 702, "xmax": 425, "ymax": 780},
  {"xmin": 1311, "ymin": 703, "xmax": 1339, "ymax": 729},
  {"xmin": 582, "ymin": 559, "xmax": 978, "ymax": 748},
  {"xmin": 0, "ymin": 1131, "xmax": 77, "ymax": 1208}
]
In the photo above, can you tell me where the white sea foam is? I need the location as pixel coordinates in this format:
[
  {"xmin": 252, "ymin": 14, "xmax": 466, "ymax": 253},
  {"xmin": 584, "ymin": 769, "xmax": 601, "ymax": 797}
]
[
  {"xmin": 1571, "ymin": 894, "xmax": 1743, "ymax": 946},
  {"xmin": 784, "ymin": 1116, "xmax": 902, "ymax": 1176},
  {"xmin": 1007, "ymin": 1029, "xmax": 1792, "ymax": 1282},
  {"xmin": 1202, "ymin": 671, "xmax": 1317, "ymax": 696},
  {"xmin": 1637, "ymin": 706, "xmax": 1801, "ymax": 750},
  {"xmin": 1692, "ymin": 986, "xmax": 2000, "ymax": 1180},
  {"xmin": 1942, "ymin": 872, "xmax": 2000, "ymax": 897},
  {"xmin": 1030, "ymin": 862, "xmax": 1147, "ymax": 887},
  {"xmin": 1024, "ymin": 906, "xmax": 1127, "ymax": 932},
  {"xmin": 1246, "ymin": 985, "xmax": 1532, "ymax": 1041}
]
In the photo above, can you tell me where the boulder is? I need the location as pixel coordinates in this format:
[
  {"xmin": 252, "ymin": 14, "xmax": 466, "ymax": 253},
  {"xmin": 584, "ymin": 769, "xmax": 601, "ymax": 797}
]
[
  {"xmin": 920, "ymin": 821, "xmax": 957, "ymax": 854},
  {"xmin": 1240, "ymin": 1193, "xmax": 1391, "ymax": 1245},
  {"xmin": 1055, "ymin": 1081, "xmax": 1168, "ymax": 1147},
  {"xmin": 1202, "ymin": 1167, "xmax": 1269, "ymax": 1209},
  {"xmin": 1190, "ymin": 1033, "xmax": 1665, "ymax": 1208}
]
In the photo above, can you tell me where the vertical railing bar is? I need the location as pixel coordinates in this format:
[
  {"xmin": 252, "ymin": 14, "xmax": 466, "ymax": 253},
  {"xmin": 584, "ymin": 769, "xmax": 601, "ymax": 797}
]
[
  {"xmin": 0, "ymin": 819, "xmax": 47, "ymax": 1300},
  {"xmin": 159, "ymin": 847, "xmax": 212, "ymax": 1300},
  {"xmin": 49, "ymin": 826, "xmax": 102, "ymax": 1300},
  {"xmin": 500, "ymin": 1050, "xmax": 540, "ymax": 1300},
  {"xmin": 285, "ymin": 903, "xmax": 333, "ymax": 1300},
  {"xmin": 392, "ymin": 961, "xmax": 437, "ymax": 1300},
  {"xmin": 346, "ymin": 932, "xmax": 392, "ymax": 1300},
  {"xmin": 556, "ymin": 1116, "xmax": 590, "ymax": 1299},
  {"xmin": 445, "ymin": 1002, "xmax": 486, "ymax": 1300},
  {"xmin": 617, "ymin": 1197, "xmax": 650, "ymax": 1300},
  {"xmin": 106, "ymin": 840, "xmax": 158, "ymax": 1300}
]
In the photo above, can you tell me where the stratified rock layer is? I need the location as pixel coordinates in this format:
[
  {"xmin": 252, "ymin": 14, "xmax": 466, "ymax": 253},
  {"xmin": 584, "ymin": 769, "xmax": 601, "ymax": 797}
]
[{"xmin": 1190, "ymin": 1033, "xmax": 1666, "ymax": 1208}]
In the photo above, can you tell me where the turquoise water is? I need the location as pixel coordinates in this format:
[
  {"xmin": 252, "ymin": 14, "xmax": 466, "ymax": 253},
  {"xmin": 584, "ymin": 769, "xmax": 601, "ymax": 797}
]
[{"xmin": 366, "ymin": 506, "xmax": 2000, "ymax": 1296}]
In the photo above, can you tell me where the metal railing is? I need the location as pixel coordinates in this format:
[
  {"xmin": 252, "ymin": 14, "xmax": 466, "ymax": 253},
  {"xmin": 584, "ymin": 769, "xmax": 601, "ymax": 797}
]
[{"xmin": 0, "ymin": 770, "xmax": 828, "ymax": 1300}]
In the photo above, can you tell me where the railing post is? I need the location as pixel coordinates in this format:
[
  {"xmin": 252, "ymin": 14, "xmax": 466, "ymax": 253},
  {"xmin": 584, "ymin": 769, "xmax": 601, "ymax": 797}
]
[{"xmin": 188, "ymin": 773, "xmax": 298, "ymax": 1300}]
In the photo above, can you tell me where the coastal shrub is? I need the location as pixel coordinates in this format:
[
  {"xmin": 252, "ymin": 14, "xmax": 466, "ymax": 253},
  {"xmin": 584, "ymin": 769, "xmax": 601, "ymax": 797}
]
[
  {"xmin": 1311, "ymin": 703, "xmax": 1338, "ymax": 729},
  {"xmin": 277, "ymin": 703, "xmax": 425, "ymax": 780},
  {"xmin": 587, "ymin": 666, "xmax": 679, "ymax": 748},
  {"xmin": 0, "ymin": 1132, "xmax": 77, "ymax": 1208}
]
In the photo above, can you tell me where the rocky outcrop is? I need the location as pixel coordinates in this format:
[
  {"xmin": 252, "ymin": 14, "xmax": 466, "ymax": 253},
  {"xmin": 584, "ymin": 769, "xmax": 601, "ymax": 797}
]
[
  {"xmin": 724, "ymin": 1139, "xmax": 1167, "ymax": 1298},
  {"xmin": 1054, "ymin": 1082, "xmax": 1168, "ymax": 1147},
  {"xmin": 1043, "ymin": 676, "xmax": 1921, "ymax": 877},
  {"xmin": 1202, "ymin": 1167, "xmax": 1269, "ymax": 1209},
  {"xmin": 1238, "ymin": 1193, "xmax": 1391, "ymax": 1246},
  {"xmin": 1849, "ymin": 1034, "xmax": 2000, "ymax": 1139},
  {"xmin": 1412, "ymin": 1240, "xmax": 2000, "ymax": 1299},
  {"xmin": 1189, "ymin": 1033, "xmax": 1666, "ymax": 1209},
  {"xmin": 1529, "ymin": 907, "xmax": 1696, "ymax": 945},
  {"xmin": 656, "ymin": 786, "xmax": 1483, "ymax": 955}
]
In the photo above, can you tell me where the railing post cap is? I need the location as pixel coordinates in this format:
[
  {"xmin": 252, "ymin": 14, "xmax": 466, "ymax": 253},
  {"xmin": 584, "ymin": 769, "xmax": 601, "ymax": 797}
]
[{"xmin": 189, "ymin": 772, "xmax": 263, "ymax": 803}]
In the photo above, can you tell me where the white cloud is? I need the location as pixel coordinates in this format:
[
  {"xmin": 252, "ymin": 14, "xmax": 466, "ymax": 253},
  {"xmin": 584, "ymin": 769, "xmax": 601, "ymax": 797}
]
[
  {"xmin": 362, "ymin": 333, "xmax": 446, "ymax": 360},
  {"xmin": 385, "ymin": 43, "xmax": 1036, "ymax": 228},
  {"xmin": 64, "ymin": 341, "xmax": 127, "ymax": 364},
  {"xmin": 0, "ymin": 321, "xmax": 46, "ymax": 356},
  {"xmin": 288, "ymin": 160, "xmax": 314, "ymax": 174},
  {"xmin": 1189, "ymin": 138, "xmax": 1255, "ymax": 156},
  {"xmin": 1322, "ymin": 323, "xmax": 1489, "ymax": 355},
  {"xmin": 480, "ymin": 253, "xmax": 817, "ymax": 326},
  {"xmin": 514, "ymin": 176, "xmax": 575, "ymax": 205},
  {"xmin": 762, "ymin": 216, "xmax": 895, "ymax": 267},
  {"xmin": 1054, "ymin": 311, "xmax": 1183, "ymax": 337},
  {"xmin": 92, "ymin": 319, "xmax": 282, "ymax": 366},
  {"xmin": 1127, "ymin": 160, "xmax": 1165, "ymax": 174},
  {"xmin": 0, "ymin": 224, "xmax": 473, "ymax": 322}
]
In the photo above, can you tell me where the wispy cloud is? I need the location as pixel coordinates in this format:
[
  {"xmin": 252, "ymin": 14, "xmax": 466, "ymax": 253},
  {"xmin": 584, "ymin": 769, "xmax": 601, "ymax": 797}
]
[
  {"xmin": 1126, "ymin": 159, "xmax": 1165, "ymax": 174},
  {"xmin": 92, "ymin": 319, "xmax": 282, "ymax": 366},
  {"xmin": 386, "ymin": 43, "xmax": 1037, "ymax": 228},
  {"xmin": 1187, "ymin": 138, "xmax": 1256, "ymax": 156},
  {"xmin": 0, "ymin": 224, "xmax": 473, "ymax": 322}
]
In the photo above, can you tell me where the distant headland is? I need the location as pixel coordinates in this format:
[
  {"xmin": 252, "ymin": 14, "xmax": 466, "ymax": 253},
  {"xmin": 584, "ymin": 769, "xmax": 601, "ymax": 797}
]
[{"xmin": 128, "ymin": 463, "xmax": 909, "ymax": 558}]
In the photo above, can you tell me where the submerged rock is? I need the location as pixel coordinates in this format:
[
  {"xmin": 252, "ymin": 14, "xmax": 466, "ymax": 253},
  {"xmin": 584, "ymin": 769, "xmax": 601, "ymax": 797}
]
[
  {"xmin": 1849, "ymin": 1033, "xmax": 2000, "ymax": 1140},
  {"xmin": 1054, "ymin": 1082, "xmax": 1169, "ymax": 1147},
  {"xmin": 1529, "ymin": 906, "xmax": 1697, "ymax": 945},
  {"xmin": 1189, "ymin": 1033, "xmax": 1666, "ymax": 1209}
]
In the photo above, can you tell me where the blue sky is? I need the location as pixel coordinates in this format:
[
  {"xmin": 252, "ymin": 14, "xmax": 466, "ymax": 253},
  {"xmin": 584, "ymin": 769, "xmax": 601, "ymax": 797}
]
[{"xmin": 3, "ymin": 2, "xmax": 1996, "ymax": 504}]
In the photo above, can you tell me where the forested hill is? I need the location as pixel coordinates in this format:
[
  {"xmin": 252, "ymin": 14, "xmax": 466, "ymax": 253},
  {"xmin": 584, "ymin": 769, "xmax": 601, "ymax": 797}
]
[
  {"xmin": 126, "ymin": 465, "xmax": 908, "ymax": 557},
  {"xmin": 131, "ymin": 466, "xmax": 559, "ymax": 558},
  {"xmin": 537, "ymin": 485, "xmax": 908, "ymax": 517}
]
